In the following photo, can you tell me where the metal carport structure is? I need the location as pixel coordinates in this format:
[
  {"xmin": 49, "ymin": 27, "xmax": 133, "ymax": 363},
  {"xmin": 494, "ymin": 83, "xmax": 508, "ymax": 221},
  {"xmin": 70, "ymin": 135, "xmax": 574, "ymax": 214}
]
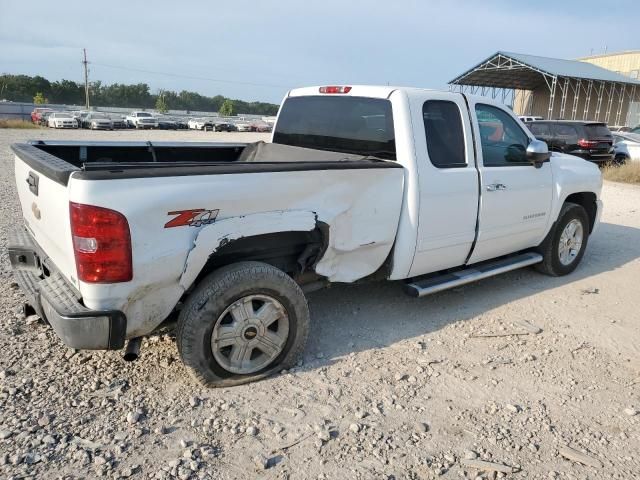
[{"xmin": 449, "ymin": 51, "xmax": 640, "ymax": 125}]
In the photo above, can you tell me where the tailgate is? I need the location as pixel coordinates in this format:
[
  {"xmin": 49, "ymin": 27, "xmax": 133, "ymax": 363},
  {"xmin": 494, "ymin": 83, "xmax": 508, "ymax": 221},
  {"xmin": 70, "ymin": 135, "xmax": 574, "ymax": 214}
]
[{"xmin": 14, "ymin": 153, "xmax": 77, "ymax": 286}]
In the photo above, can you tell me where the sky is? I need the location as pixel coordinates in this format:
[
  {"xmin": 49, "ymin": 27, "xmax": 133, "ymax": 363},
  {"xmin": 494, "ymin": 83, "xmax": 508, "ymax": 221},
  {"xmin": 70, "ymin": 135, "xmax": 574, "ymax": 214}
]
[{"xmin": 0, "ymin": 0, "xmax": 638, "ymax": 104}]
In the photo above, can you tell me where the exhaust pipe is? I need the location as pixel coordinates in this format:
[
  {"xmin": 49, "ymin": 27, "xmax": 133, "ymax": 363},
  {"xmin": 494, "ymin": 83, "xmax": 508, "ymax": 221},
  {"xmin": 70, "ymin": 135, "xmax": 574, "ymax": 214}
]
[{"xmin": 123, "ymin": 337, "xmax": 142, "ymax": 362}]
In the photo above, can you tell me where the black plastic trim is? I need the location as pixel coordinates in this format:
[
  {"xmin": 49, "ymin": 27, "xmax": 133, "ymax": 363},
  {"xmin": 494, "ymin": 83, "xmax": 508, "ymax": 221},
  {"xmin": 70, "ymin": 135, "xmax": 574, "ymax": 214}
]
[
  {"xmin": 11, "ymin": 143, "xmax": 79, "ymax": 186},
  {"xmin": 12, "ymin": 141, "xmax": 402, "ymax": 184},
  {"xmin": 72, "ymin": 159, "xmax": 403, "ymax": 181}
]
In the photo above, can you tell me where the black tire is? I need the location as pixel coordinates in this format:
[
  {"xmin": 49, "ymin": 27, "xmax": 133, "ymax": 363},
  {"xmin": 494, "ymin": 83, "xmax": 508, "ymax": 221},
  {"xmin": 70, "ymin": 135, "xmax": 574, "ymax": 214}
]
[
  {"xmin": 176, "ymin": 261, "xmax": 310, "ymax": 387},
  {"xmin": 535, "ymin": 202, "xmax": 590, "ymax": 276}
]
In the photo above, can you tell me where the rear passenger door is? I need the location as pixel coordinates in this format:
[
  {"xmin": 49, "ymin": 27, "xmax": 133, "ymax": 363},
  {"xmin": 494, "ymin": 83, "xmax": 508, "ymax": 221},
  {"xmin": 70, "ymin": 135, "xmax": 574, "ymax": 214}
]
[
  {"xmin": 466, "ymin": 101, "xmax": 553, "ymax": 264},
  {"xmin": 407, "ymin": 91, "xmax": 480, "ymax": 277}
]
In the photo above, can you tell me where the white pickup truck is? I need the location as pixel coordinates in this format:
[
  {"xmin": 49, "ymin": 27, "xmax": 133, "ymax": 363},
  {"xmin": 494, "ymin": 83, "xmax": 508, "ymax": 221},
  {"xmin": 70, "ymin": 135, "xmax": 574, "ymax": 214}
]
[
  {"xmin": 9, "ymin": 85, "xmax": 602, "ymax": 386},
  {"xmin": 125, "ymin": 111, "xmax": 159, "ymax": 129}
]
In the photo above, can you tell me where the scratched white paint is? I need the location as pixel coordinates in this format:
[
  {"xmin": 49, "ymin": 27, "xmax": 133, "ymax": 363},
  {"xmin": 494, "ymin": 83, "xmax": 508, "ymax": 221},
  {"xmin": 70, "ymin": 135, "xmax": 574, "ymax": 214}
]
[
  {"xmin": 180, "ymin": 210, "xmax": 317, "ymax": 290},
  {"xmin": 60, "ymin": 166, "xmax": 404, "ymax": 336}
]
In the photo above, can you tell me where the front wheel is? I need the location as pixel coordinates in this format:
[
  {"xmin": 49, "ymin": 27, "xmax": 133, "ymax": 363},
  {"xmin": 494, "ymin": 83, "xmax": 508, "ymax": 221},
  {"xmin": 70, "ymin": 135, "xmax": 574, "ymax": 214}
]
[
  {"xmin": 177, "ymin": 261, "xmax": 310, "ymax": 387},
  {"xmin": 535, "ymin": 202, "xmax": 590, "ymax": 276}
]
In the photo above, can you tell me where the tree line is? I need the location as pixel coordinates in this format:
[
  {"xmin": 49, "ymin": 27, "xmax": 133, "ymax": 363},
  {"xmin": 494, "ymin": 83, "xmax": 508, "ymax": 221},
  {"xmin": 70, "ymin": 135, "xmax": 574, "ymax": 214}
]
[{"xmin": 0, "ymin": 74, "xmax": 279, "ymax": 115}]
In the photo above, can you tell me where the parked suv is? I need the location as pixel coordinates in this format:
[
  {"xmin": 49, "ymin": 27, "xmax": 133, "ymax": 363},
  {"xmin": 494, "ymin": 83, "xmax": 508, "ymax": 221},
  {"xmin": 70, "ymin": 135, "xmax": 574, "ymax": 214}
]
[{"xmin": 526, "ymin": 120, "xmax": 614, "ymax": 164}]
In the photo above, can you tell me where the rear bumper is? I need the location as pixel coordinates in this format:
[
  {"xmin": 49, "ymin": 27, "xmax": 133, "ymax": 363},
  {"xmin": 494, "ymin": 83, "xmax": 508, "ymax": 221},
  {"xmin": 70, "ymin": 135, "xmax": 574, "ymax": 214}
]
[{"xmin": 8, "ymin": 227, "xmax": 126, "ymax": 350}]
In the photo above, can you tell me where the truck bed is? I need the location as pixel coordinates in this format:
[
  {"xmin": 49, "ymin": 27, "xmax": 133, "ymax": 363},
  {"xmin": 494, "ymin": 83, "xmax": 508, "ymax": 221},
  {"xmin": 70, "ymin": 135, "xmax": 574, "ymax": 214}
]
[{"xmin": 11, "ymin": 140, "xmax": 398, "ymax": 185}]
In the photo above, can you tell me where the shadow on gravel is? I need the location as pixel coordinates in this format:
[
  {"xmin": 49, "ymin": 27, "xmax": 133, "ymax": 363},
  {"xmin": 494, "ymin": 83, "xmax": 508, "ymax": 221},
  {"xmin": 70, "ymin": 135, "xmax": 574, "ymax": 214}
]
[{"xmin": 302, "ymin": 222, "xmax": 640, "ymax": 368}]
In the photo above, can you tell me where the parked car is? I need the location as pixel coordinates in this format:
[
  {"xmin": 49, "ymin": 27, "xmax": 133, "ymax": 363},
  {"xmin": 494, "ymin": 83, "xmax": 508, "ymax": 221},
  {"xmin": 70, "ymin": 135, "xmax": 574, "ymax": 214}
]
[
  {"xmin": 70, "ymin": 110, "xmax": 89, "ymax": 126},
  {"xmin": 188, "ymin": 118, "xmax": 216, "ymax": 131},
  {"xmin": 126, "ymin": 111, "xmax": 158, "ymax": 129},
  {"xmin": 157, "ymin": 116, "xmax": 179, "ymax": 130},
  {"xmin": 609, "ymin": 125, "xmax": 632, "ymax": 133},
  {"xmin": 526, "ymin": 120, "xmax": 614, "ymax": 164},
  {"xmin": 174, "ymin": 118, "xmax": 189, "ymax": 130},
  {"xmin": 30, "ymin": 108, "xmax": 53, "ymax": 124},
  {"xmin": 9, "ymin": 85, "xmax": 602, "ymax": 386},
  {"xmin": 519, "ymin": 115, "xmax": 543, "ymax": 123},
  {"xmin": 82, "ymin": 112, "xmax": 114, "ymax": 130},
  {"xmin": 612, "ymin": 132, "xmax": 640, "ymax": 163},
  {"xmin": 213, "ymin": 122, "xmax": 236, "ymax": 132},
  {"xmin": 38, "ymin": 110, "xmax": 55, "ymax": 126},
  {"xmin": 252, "ymin": 122, "xmax": 273, "ymax": 132},
  {"xmin": 47, "ymin": 112, "xmax": 78, "ymax": 129},
  {"xmin": 188, "ymin": 118, "xmax": 207, "ymax": 130},
  {"xmin": 110, "ymin": 116, "xmax": 128, "ymax": 129},
  {"xmin": 235, "ymin": 122, "xmax": 252, "ymax": 132},
  {"xmin": 259, "ymin": 124, "xmax": 273, "ymax": 133}
]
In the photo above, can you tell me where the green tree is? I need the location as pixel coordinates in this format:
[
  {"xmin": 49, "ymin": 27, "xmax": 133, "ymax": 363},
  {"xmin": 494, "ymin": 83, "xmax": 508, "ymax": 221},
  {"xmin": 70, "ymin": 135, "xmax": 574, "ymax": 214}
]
[
  {"xmin": 33, "ymin": 92, "xmax": 46, "ymax": 104},
  {"xmin": 155, "ymin": 92, "xmax": 168, "ymax": 113},
  {"xmin": 219, "ymin": 99, "xmax": 234, "ymax": 117},
  {"xmin": 0, "ymin": 74, "xmax": 279, "ymax": 114}
]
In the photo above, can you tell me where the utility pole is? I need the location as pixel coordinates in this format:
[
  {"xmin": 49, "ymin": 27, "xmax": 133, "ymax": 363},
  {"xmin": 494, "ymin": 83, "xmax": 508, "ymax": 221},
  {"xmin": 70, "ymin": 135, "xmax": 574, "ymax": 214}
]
[{"xmin": 82, "ymin": 48, "xmax": 90, "ymax": 109}]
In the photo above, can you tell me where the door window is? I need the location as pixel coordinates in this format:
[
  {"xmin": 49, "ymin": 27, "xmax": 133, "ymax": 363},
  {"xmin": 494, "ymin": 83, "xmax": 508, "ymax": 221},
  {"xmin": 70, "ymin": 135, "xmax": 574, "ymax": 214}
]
[
  {"xmin": 422, "ymin": 100, "xmax": 466, "ymax": 168},
  {"xmin": 475, "ymin": 104, "xmax": 530, "ymax": 167}
]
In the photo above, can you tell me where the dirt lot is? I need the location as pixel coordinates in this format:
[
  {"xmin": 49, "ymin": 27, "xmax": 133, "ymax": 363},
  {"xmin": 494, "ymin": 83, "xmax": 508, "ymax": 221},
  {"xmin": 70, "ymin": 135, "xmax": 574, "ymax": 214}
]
[{"xmin": 0, "ymin": 128, "xmax": 639, "ymax": 480}]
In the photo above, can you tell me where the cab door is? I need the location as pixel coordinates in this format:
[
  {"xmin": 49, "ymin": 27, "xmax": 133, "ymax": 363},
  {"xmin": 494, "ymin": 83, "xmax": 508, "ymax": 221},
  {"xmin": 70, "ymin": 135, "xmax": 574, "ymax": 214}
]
[
  {"xmin": 466, "ymin": 100, "xmax": 553, "ymax": 264},
  {"xmin": 407, "ymin": 91, "xmax": 480, "ymax": 277}
]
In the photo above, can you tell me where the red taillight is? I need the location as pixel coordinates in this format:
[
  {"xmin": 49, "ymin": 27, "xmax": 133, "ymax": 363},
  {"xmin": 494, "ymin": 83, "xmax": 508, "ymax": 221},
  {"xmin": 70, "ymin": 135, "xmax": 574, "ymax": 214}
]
[
  {"xmin": 319, "ymin": 86, "xmax": 352, "ymax": 94},
  {"xmin": 70, "ymin": 202, "xmax": 132, "ymax": 283},
  {"xmin": 578, "ymin": 138, "xmax": 598, "ymax": 149}
]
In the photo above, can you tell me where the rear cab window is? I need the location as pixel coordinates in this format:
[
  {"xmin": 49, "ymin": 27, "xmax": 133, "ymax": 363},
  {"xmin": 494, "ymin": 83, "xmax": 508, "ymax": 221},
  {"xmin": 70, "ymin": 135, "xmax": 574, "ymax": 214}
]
[
  {"xmin": 422, "ymin": 100, "xmax": 466, "ymax": 168},
  {"xmin": 273, "ymin": 96, "xmax": 396, "ymax": 160}
]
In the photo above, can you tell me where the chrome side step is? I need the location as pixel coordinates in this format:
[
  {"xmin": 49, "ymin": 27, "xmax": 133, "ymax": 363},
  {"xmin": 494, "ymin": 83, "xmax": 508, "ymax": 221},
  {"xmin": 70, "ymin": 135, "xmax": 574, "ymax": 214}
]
[{"xmin": 404, "ymin": 252, "xmax": 543, "ymax": 298}]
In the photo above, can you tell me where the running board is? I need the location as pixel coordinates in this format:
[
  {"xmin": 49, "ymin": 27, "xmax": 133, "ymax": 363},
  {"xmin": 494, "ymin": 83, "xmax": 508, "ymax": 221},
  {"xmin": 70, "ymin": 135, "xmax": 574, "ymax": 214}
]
[{"xmin": 404, "ymin": 252, "xmax": 543, "ymax": 298}]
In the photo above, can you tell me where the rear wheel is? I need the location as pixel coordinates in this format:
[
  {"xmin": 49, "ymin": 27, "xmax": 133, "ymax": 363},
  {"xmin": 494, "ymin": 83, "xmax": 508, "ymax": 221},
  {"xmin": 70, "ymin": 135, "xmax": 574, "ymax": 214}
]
[
  {"xmin": 177, "ymin": 261, "xmax": 309, "ymax": 387},
  {"xmin": 535, "ymin": 202, "xmax": 589, "ymax": 276}
]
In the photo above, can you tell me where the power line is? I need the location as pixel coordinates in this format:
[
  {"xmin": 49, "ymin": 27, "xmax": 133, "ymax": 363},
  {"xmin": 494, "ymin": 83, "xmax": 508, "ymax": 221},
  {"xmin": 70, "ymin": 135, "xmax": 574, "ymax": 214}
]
[{"xmin": 91, "ymin": 62, "xmax": 292, "ymax": 90}]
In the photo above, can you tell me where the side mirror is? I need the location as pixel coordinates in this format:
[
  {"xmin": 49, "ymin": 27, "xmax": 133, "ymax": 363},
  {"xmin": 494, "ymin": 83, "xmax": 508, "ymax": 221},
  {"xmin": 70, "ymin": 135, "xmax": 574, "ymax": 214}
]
[{"xmin": 526, "ymin": 139, "xmax": 551, "ymax": 167}]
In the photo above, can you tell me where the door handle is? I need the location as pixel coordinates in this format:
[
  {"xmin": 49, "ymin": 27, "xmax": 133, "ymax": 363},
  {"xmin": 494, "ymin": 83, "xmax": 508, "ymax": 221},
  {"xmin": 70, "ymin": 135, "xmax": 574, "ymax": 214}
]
[{"xmin": 486, "ymin": 183, "xmax": 507, "ymax": 192}]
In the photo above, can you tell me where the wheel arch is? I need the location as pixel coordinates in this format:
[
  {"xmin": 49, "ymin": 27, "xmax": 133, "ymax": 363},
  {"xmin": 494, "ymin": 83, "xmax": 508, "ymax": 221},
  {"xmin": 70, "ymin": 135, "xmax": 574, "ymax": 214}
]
[
  {"xmin": 564, "ymin": 192, "xmax": 597, "ymax": 232},
  {"xmin": 179, "ymin": 210, "xmax": 327, "ymax": 291}
]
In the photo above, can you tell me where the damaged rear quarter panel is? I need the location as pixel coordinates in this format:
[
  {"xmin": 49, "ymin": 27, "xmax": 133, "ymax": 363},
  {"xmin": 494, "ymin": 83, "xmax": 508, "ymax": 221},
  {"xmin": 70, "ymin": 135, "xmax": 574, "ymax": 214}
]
[{"xmin": 71, "ymin": 167, "xmax": 404, "ymax": 337}]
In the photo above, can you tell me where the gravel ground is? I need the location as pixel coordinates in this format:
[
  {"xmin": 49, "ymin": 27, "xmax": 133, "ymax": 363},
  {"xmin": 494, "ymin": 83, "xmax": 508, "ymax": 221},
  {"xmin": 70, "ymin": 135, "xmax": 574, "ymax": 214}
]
[{"xmin": 1, "ymin": 128, "xmax": 639, "ymax": 480}]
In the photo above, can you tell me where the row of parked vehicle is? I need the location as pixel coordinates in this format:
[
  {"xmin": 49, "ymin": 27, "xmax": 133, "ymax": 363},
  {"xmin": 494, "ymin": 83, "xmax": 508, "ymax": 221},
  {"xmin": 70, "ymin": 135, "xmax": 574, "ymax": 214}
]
[
  {"xmin": 186, "ymin": 117, "xmax": 272, "ymax": 132},
  {"xmin": 29, "ymin": 107, "xmax": 273, "ymax": 132},
  {"xmin": 518, "ymin": 116, "xmax": 640, "ymax": 165}
]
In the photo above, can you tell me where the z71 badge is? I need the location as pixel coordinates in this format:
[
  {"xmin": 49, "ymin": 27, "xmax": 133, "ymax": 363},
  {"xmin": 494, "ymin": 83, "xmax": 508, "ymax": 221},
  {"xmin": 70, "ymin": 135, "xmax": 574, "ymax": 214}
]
[{"xmin": 164, "ymin": 209, "xmax": 220, "ymax": 228}]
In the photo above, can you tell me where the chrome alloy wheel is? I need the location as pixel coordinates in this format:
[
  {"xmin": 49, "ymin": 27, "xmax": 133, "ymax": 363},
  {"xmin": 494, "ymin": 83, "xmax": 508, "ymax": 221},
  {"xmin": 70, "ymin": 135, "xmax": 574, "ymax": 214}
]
[
  {"xmin": 210, "ymin": 295, "xmax": 289, "ymax": 374},
  {"xmin": 558, "ymin": 219, "xmax": 584, "ymax": 266}
]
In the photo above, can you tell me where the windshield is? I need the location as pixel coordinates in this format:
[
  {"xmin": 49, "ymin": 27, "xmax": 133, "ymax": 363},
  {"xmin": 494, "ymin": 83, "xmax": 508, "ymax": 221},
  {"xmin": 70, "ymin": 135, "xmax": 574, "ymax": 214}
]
[
  {"xmin": 91, "ymin": 113, "xmax": 109, "ymax": 119},
  {"xmin": 137, "ymin": 112, "xmax": 152, "ymax": 118},
  {"xmin": 273, "ymin": 96, "xmax": 396, "ymax": 160}
]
